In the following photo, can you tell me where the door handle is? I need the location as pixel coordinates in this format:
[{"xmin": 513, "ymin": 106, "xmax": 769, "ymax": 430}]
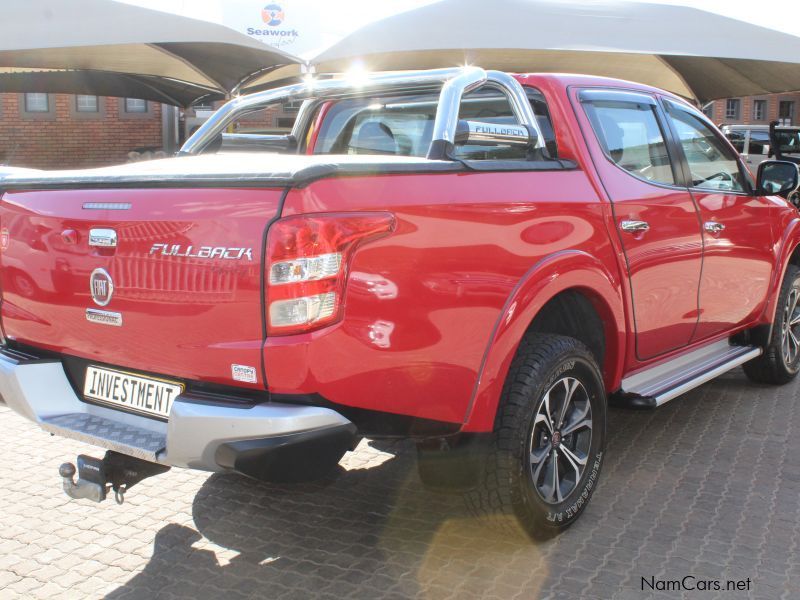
[
  {"xmin": 704, "ymin": 222, "xmax": 726, "ymax": 234},
  {"xmin": 620, "ymin": 220, "xmax": 650, "ymax": 233}
]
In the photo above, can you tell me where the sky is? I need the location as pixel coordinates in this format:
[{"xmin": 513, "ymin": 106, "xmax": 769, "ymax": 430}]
[{"xmin": 121, "ymin": 0, "xmax": 800, "ymax": 58}]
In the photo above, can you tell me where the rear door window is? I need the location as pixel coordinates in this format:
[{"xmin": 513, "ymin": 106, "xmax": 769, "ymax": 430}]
[{"xmin": 583, "ymin": 99, "xmax": 676, "ymax": 185}]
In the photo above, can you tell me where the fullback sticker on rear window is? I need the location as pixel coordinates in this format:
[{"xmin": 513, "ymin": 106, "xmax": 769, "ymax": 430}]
[{"xmin": 232, "ymin": 364, "xmax": 257, "ymax": 383}]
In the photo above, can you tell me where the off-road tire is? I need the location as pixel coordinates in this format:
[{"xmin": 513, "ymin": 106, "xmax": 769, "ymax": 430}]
[
  {"xmin": 744, "ymin": 264, "xmax": 800, "ymax": 385},
  {"xmin": 465, "ymin": 333, "xmax": 606, "ymax": 539}
]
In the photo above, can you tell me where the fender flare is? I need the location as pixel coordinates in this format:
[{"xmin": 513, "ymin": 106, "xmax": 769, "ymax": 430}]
[
  {"xmin": 461, "ymin": 249, "xmax": 626, "ymax": 433},
  {"xmin": 763, "ymin": 215, "xmax": 800, "ymax": 332}
]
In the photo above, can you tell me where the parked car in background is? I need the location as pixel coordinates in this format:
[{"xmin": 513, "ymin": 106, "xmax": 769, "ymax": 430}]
[
  {"xmin": 2, "ymin": 68, "xmax": 800, "ymax": 538},
  {"xmin": 722, "ymin": 122, "xmax": 800, "ymax": 169}
]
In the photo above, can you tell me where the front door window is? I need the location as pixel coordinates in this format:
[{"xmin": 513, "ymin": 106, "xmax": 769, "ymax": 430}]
[{"xmin": 665, "ymin": 105, "xmax": 746, "ymax": 193}]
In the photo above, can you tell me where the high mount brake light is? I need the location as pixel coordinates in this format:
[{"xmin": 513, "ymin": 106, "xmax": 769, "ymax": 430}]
[{"xmin": 266, "ymin": 212, "xmax": 395, "ymax": 335}]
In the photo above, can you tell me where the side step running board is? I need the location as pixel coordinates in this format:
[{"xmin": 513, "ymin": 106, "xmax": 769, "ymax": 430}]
[{"xmin": 612, "ymin": 341, "xmax": 762, "ymax": 409}]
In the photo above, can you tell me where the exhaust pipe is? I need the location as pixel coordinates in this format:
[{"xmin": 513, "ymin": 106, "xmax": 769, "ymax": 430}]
[{"xmin": 59, "ymin": 451, "xmax": 170, "ymax": 504}]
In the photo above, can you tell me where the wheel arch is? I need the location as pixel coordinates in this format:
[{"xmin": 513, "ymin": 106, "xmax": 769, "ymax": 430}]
[
  {"xmin": 762, "ymin": 216, "xmax": 800, "ymax": 335},
  {"xmin": 461, "ymin": 249, "xmax": 626, "ymax": 432}
]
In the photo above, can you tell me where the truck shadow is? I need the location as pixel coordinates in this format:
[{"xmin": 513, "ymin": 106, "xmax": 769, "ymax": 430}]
[
  {"xmin": 103, "ymin": 438, "xmax": 564, "ymax": 599},
  {"xmin": 103, "ymin": 371, "xmax": 770, "ymax": 599}
]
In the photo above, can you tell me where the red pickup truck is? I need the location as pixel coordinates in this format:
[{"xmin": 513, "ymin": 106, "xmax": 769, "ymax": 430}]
[{"xmin": 2, "ymin": 68, "xmax": 800, "ymax": 537}]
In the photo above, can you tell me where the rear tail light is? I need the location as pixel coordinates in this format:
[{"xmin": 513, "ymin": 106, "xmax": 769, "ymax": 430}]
[{"xmin": 266, "ymin": 212, "xmax": 395, "ymax": 335}]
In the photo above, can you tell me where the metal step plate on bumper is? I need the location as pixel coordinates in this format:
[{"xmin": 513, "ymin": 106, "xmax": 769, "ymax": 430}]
[{"xmin": 41, "ymin": 413, "xmax": 166, "ymax": 462}]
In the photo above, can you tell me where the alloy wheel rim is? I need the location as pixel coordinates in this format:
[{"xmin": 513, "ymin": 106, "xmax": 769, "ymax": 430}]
[
  {"xmin": 529, "ymin": 376, "xmax": 593, "ymax": 505},
  {"xmin": 783, "ymin": 288, "xmax": 800, "ymax": 367}
]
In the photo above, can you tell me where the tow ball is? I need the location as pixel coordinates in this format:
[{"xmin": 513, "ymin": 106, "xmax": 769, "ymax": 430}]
[{"xmin": 59, "ymin": 451, "xmax": 170, "ymax": 504}]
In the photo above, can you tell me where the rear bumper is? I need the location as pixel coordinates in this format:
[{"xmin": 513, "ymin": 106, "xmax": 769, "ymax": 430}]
[{"xmin": 0, "ymin": 348, "xmax": 356, "ymax": 477}]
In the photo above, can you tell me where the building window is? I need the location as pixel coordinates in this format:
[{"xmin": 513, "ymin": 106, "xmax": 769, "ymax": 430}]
[
  {"xmin": 192, "ymin": 103, "xmax": 213, "ymax": 111},
  {"xmin": 281, "ymin": 99, "xmax": 304, "ymax": 115},
  {"xmin": 24, "ymin": 93, "xmax": 49, "ymax": 113},
  {"xmin": 124, "ymin": 98, "xmax": 148, "ymax": 113},
  {"xmin": 702, "ymin": 102, "xmax": 714, "ymax": 119},
  {"xmin": 75, "ymin": 95, "xmax": 99, "ymax": 113},
  {"xmin": 753, "ymin": 99, "xmax": 767, "ymax": 121},
  {"xmin": 779, "ymin": 100, "xmax": 795, "ymax": 124},
  {"xmin": 725, "ymin": 99, "xmax": 740, "ymax": 120}
]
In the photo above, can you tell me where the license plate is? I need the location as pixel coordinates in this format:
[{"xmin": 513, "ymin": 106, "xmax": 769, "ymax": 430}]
[{"xmin": 83, "ymin": 366, "xmax": 184, "ymax": 419}]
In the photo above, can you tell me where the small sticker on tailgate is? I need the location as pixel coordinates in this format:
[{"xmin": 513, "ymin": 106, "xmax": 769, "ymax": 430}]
[{"xmin": 231, "ymin": 364, "xmax": 257, "ymax": 383}]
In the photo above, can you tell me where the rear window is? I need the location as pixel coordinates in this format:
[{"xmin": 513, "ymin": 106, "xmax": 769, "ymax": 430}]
[
  {"xmin": 725, "ymin": 130, "xmax": 746, "ymax": 153},
  {"xmin": 748, "ymin": 131, "xmax": 770, "ymax": 155},
  {"xmin": 312, "ymin": 88, "xmax": 557, "ymax": 159},
  {"xmin": 774, "ymin": 129, "xmax": 800, "ymax": 154}
]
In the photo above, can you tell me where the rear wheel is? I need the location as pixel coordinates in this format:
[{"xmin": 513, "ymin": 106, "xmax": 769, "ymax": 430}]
[
  {"xmin": 465, "ymin": 333, "xmax": 606, "ymax": 538},
  {"xmin": 744, "ymin": 264, "xmax": 800, "ymax": 385}
]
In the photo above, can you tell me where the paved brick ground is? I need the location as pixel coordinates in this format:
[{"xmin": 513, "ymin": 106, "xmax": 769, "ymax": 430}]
[{"xmin": 1, "ymin": 368, "xmax": 799, "ymax": 599}]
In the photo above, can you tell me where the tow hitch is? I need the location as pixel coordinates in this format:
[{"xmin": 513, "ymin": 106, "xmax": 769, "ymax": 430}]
[{"xmin": 59, "ymin": 451, "xmax": 170, "ymax": 504}]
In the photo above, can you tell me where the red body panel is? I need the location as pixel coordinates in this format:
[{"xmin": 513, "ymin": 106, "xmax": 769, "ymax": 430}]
[
  {"xmin": 266, "ymin": 169, "xmax": 616, "ymax": 424},
  {"xmin": 0, "ymin": 188, "xmax": 282, "ymax": 388},
  {"xmin": 689, "ymin": 190, "xmax": 775, "ymax": 340}
]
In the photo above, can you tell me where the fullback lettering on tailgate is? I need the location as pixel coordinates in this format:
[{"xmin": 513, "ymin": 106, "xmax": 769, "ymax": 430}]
[{"xmin": 149, "ymin": 243, "xmax": 253, "ymax": 261}]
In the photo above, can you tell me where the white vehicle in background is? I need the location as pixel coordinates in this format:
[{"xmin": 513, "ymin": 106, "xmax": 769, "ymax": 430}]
[{"xmin": 721, "ymin": 122, "xmax": 800, "ymax": 168}]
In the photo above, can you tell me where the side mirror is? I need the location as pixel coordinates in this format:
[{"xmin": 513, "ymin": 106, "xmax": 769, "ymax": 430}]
[
  {"xmin": 454, "ymin": 120, "xmax": 536, "ymax": 148},
  {"xmin": 757, "ymin": 160, "xmax": 800, "ymax": 197}
]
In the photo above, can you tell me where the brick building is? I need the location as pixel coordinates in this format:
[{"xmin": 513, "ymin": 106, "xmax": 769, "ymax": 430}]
[
  {"xmin": 0, "ymin": 93, "xmax": 165, "ymax": 170},
  {"xmin": 704, "ymin": 92, "xmax": 800, "ymax": 127},
  {"xmin": 0, "ymin": 92, "xmax": 300, "ymax": 170}
]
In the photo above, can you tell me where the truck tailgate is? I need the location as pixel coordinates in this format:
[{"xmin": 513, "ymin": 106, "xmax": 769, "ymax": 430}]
[{"xmin": 0, "ymin": 187, "xmax": 283, "ymax": 389}]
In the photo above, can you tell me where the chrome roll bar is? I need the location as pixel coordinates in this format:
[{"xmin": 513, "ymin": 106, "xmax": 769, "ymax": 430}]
[
  {"xmin": 180, "ymin": 67, "xmax": 545, "ymax": 159},
  {"xmin": 426, "ymin": 68, "xmax": 487, "ymax": 155}
]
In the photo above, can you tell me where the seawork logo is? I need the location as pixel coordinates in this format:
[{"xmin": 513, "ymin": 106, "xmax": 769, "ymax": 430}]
[
  {"xmin": 642, "ymin": 575, "xmax": 752, "ymax": 592},
  {"xmin": 248, "ymin": 2, "xmax": 299, "ymax": 42},
  {"xmin": 261, "ymin": 3, "xmax": 284, "ymax": 26}
]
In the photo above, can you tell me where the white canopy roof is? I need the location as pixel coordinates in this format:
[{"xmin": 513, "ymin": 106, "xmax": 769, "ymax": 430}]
[
  {"xmin": 256, "ymin": 0, "xmax": 800, "ymax": 102},
  {"xmin": 0, "ymin": 0, "xmax": 302, "ymax": 106}
]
